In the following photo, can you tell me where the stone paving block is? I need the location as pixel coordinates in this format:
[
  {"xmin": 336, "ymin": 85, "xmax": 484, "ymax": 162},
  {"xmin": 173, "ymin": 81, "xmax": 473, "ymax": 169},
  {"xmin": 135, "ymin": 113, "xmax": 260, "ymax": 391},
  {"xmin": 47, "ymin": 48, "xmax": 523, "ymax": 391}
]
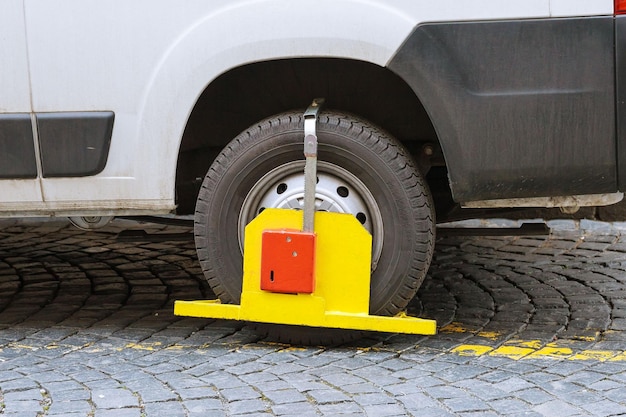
[
  {"xmin": 94, "ymin": 408, "xmax": 142, "ymax": 417},
  {"xmin": 240, "ymin": 371, "xmax": 282, "ymax": 385},
  {"xmin": 175, "ymin": 386, "xmax": 218, "ymax": 400},
  {"xmin": 494, "ymin": 376, "xmax": 536, "ymax": 393},
  {"xmin": 586, "ymin": 379, "xmax": 624, "ymax": 391},
  {"xmin": 452, "ymin": 379, "xmax": 508, "ymax": 401},
  {"xmin": 306, "ymin": 389, "xmax": 351, "ymax": 404},
  {"xmin": 489, "ymin": 398, "xmax": 534, "ymax": 414},
  {"xmin": 255, "ymin": 351, "xmax": 300, "ymax": 364},
  {"xmin": 384, "ymin": 381, "xmax": 426, "ymax": 396},
  {"xmin": 541, "ymin": 380, "xmax": 587, "ymax": 396},
  {"xmin": 0, "ymin": 378, "xmax": 40, "ymax": 392},
  {"xmin": 566, "ymin": 389, "xmax": 605, "ymax": 407},
  {"xmin": 523, "ymin": 371, "xmax": 562, "ymax": 384},
  {"xmin": 562, "ymin": 370, "xmax": 607, "ymax": 387},
  {"xmin": 200, "ymin": 372, "xmax": 245, "ymax": 389},
  {"xmin": 604, "ymin": 386, "xmax": 626, "ymax": 402},
  {"xmin": 262, "ymin": 389, "xmax": 307, "ymax": 405},
  {"xmin": 350, "ymin": 366, "xmax": 404, "ymax": 386},
  {"xmin": 606, "ymin": 369, "xmax": 626, "ymax": 383},
  {"xmin": 340, "ymin": 382, "xmax": 380, "ymax": 394},
  {"xmin": 378, "ymin": 358, "xmax": 415, "ymax": 371},
  {"xmin": 47, "ymin": 386, "xmax": 91, "ymax": 402},
  {"xmin": 331, "ymin": 356, "xmax": 376, "ymax": 370},
  {"xmin": 184, "ymin": 398, "xmax": 224, "ymax": 412},
  {"xmin": 351, "ymin": 392, "xmax": 396, "ymax": 406},
  {"xmin": 582, "ymin": 399, "xmax": 626, "ymax": 417},
  {"xmin": 138, "ymin": 387, "xmax": 179, "ymax": 403},
  {"xmin": 0, "ymin": 370, "xmax": 25, "ymax": 381},
  {"xmin": 414, "ymin": 359, "xmax": 457, "ymax": 373},
  {"xmin": 250, "ymin": 379, "xmax": 293, "ymax": 393},
  {"xmin": 533, "ymin": 399, "xmax": 586, "ymax": 417},
  {"xmin": 270, "ymin": 401, "xmax": 318, "ymax": 416},
  {"xmin": 395, "ymin": 392, "xmax": 441, "ymax": 410},
  {"xmin": 281, "ymin": 378, "xmax": 328, "ymax": 393},
  {"xmin": 362, "ymin": 403, "xmax": 406, "ymax": 416},
  {"xmin": 409, "ymin": 406, "xmax": 458, "ymax": 417},
  {"xmin": 511, "ymin": 388, "xmax": 554, "ymax": 405},
  {"xmin": 226, "ymin": 360, "xmax": 271, "ymax": 376},
  {"xmin": 220, "ymin": 386, "xmax": 261, "ymax": 402},
  {"xmin": 228, "ymin": 398, "xmax": 269, "ymax": 415},
  {"xmin": 317, "ymin": 401, "xmax": 363, "ymax": 415},
  {"xmin": 320, "ymin": 371, "xmax": 366, "ymax": 387},
  {"xmin": 91, "ymin": 388, "xmax": 139, "ymax": 409},
  {"xmin": 3, "ymin": 389, "xmax": 42, "ymax": 401},
  {"xmin": 443, "ymin": 396, "xmax": 490, "ymax": 413},
  {"xmin": 426, "ymin": 385, "xmax": 469, "ymax": 399},
  {"xmin": 47, "ymin": 400, "xmax": 92, "ymax": 414},
  {"xmin": 434, "ymin": 364, "xmax": 490, "ymax": 382},
  {"xmin": 231, "ymin": 413, "xmax": 274, "ymax": 417},
  {"xmin": 142, "ymin": 401, "xmax": 188, "ymax": 417}
]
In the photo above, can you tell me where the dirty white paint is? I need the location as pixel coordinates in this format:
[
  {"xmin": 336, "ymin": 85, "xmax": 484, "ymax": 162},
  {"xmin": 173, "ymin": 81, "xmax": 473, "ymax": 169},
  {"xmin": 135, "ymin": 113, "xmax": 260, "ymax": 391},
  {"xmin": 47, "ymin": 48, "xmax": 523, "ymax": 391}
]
[
  {"xmin": 0, "ymin": 0, "xmax": 31, "ymax": 113},
  {"xmin": 550, "ymin": 0, "xmax": 613, "ymax": 17}
]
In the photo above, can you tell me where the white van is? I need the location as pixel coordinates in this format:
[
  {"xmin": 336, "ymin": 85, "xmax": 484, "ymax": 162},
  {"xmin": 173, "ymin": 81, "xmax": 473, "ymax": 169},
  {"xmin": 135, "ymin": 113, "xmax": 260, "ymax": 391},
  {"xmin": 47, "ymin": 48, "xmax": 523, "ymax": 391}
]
[{"xmin": 1, "ymin": 0, "xmax": 621, "ymax": 340}]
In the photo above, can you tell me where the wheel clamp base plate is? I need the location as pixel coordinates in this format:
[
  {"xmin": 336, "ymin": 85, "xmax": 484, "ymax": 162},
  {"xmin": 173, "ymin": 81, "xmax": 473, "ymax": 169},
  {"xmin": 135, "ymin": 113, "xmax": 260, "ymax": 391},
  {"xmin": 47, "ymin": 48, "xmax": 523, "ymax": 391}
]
[{"xmin": 174, "ymin": 209, "xmax": 436, "ymax": 335}]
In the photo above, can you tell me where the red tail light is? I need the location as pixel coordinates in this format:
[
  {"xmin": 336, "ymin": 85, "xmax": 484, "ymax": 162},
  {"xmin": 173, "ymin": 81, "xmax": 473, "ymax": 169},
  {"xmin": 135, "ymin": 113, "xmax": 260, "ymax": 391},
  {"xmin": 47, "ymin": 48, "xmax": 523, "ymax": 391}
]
[{"xmin": 617, "ymin": 0, "xmax": 626, "ymax": 14}]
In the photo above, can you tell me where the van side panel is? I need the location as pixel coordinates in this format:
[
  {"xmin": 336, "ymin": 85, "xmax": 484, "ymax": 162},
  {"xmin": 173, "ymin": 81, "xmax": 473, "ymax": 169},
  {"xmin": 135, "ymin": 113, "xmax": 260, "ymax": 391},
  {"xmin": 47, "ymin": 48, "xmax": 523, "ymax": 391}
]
[{"xmin": 389, "ymin": 17, "xmax": 616, "ymax": 203}]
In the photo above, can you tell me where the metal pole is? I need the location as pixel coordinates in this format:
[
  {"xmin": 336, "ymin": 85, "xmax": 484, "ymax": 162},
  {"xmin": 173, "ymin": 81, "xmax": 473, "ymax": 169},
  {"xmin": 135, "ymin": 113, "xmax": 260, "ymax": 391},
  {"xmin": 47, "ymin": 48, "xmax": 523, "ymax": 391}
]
[{"xmin": 302, "ymin": 98, "xmax": 324, "ymax": 233}]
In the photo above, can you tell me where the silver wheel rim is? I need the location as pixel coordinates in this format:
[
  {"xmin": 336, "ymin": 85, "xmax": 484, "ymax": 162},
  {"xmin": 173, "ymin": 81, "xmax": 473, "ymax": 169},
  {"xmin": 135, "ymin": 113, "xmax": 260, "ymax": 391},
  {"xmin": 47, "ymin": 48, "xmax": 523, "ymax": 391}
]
[{"xmin": 238, "ymin": 160, "xmax": 384, "ymax": 270}]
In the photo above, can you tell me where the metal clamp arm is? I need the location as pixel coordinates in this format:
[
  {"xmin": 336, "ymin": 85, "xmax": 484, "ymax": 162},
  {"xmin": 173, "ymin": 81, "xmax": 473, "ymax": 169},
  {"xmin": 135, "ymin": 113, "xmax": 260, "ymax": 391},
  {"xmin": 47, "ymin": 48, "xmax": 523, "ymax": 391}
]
[{"xmin": 302, "ymin": 98, "xmax": 324, "ymax": 233}]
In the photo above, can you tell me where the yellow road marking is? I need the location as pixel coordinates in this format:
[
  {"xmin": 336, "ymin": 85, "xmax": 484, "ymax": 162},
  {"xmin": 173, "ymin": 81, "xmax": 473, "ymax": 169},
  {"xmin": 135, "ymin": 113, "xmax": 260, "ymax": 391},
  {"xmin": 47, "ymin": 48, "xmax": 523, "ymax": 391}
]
[
  {"xmin": 489, "ymin": 345, "xmax": 535, "ymax": 360},
  {"xmin": 447, "ymin": 342, "xmax": 626, "ymax": 362},
  {"xmin": 570, "ymin": 350, "xmax": 619, "ymax": 361},
  {"xmin": 452, "ymin": 344, "xmax": 494, "ymax": 356}
]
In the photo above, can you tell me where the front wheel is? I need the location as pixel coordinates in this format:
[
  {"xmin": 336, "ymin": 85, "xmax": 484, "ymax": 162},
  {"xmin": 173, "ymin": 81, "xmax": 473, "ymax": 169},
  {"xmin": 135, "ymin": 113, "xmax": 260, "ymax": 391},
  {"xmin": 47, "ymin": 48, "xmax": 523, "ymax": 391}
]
[{"xmin": 194, "ymin": 111, "xmax": 435, "ymax": 342}]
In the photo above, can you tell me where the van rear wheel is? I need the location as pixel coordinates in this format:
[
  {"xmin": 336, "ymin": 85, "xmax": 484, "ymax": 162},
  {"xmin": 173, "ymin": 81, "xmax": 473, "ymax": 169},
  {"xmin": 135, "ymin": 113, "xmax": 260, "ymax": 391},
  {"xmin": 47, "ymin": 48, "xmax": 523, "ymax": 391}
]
[{"xmin": 194, "ymin": 111, "xmax": 435, "ymax": 344}]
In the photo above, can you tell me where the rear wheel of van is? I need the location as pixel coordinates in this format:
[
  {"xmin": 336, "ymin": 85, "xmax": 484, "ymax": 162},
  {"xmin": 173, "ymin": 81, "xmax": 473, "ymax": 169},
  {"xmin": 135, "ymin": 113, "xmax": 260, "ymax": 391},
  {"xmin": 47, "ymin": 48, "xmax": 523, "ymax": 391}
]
[{"xmin": 194, "ymin": 110, "xmax": 435, "ymax": 344}]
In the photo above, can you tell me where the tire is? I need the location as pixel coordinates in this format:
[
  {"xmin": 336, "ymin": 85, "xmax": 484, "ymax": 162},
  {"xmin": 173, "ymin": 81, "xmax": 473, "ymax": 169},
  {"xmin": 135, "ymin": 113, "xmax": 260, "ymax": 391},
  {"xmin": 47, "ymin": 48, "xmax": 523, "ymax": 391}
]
[{"xmin": 194, "ymin": 111, "xmax": 435, "ymax": 342}]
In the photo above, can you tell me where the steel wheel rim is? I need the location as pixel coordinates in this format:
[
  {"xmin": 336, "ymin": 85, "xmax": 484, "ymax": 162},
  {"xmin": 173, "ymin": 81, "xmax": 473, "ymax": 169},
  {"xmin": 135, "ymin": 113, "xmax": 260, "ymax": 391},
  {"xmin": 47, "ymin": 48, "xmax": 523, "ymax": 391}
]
[{"xmin": 238, "ymin": 160, "xmax": 384, "ymax": 270}]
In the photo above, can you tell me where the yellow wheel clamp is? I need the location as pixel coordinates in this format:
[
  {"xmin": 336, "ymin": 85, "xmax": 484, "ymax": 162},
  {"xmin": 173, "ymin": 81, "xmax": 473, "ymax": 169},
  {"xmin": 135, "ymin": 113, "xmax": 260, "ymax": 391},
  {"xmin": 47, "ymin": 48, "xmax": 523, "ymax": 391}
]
[{"xmin": 175, "ymin": 99, "xmax": 437, "ymax": 336}]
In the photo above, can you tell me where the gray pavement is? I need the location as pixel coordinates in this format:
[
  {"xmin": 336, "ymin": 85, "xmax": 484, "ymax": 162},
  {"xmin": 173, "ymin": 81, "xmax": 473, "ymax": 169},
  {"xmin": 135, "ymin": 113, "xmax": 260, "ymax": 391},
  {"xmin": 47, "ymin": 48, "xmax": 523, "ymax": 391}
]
[{"xmin": 0, "ymin": 218, "xmax": 626, "ymax": 416}]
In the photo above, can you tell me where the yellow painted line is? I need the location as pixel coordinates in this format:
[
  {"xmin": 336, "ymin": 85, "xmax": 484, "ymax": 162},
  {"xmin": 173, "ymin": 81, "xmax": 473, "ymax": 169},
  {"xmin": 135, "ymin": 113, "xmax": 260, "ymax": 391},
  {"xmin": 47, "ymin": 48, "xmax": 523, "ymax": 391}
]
[
  {"xmin": 570, "ymin": 350, "xmax": 619, "ymax": 362},
  {"xmin": 452, "ymin": 344, "xmax": 494, "ymax": 356},
  {"xmin": 476, "ymin": 331, "xmax": 501, "ymax": 340},
  {"xmin": 527, "ymin": 346, "xmax": 573, "ymax": 360},
  {"xmin": 571, "ymin": 333, "xmax": 600, "ymax": 342},
  {"xmin": 449, "ymin": 342, "xmax": 626, "ymax": 362},
  {"xmin": 441, "ymin": 322, "xmax": 477, "ymax": 333},
  {"xmin": 609, "ymin": 352, "xmax": 626, "ymax": 362},
  {"xmin": 508, "ymin": 339, "xmax": 543, "ymax": 349},
  {"xmin": 7, "ymin": 343, "xmax": 38, "ymax": 351},
  {"xmin": 124, "ymin": 342, "xmax": 162, "ymax": 351},
  {"xmin": 440, "ymin": 322, "xmax": 502, "ymax": 341},
  {"xmin": 489, "ymin": 345, "xmax": 535, "ymax": 360},
  {"xmin": 440, "ymin": 325, "xmax": 626, "ymax": 362}
]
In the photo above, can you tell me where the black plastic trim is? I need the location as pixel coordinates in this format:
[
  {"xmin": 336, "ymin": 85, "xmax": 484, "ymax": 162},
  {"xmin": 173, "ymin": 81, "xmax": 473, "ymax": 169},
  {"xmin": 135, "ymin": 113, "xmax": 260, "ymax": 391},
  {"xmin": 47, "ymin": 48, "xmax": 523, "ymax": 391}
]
[
  {"xmin": 0, "ymin": 114, "xmax": 38, "ymax": 179},
  {"xmin": 37, "ymin": 111, "xmax": 114, "ymax": 177},
  {"xmin": 389, "ymin": 17, "xmax": 616, "ymax": 202}
]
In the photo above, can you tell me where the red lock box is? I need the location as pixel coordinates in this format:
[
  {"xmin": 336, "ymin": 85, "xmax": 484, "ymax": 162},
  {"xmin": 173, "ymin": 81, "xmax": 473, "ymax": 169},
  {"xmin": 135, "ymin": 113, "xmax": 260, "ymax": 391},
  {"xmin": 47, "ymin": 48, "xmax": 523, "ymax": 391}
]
[{"xmin": 260, "ymin": 229, "xmax": 316, "ymax": 294}]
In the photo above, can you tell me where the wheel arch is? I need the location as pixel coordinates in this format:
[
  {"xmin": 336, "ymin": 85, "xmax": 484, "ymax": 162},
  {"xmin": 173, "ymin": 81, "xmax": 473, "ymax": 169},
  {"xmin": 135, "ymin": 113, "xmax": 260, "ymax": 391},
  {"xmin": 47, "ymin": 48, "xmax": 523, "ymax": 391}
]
[
  {"xmin": 134, "ymin": 0, "xmax": 418, "ymax": 205},
  {"xmin": 174, "ymin": 58, "xmax": 442, "ymax": 213}
]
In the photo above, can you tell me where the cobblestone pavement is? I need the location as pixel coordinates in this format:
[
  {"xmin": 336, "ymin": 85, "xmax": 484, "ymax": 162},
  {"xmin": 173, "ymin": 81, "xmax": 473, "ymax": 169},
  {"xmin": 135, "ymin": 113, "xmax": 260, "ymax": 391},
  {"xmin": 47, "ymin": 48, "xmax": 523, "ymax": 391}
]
[{"xmin": 1, "ymin": 218, "xmax": 626, "ymax": 416}]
